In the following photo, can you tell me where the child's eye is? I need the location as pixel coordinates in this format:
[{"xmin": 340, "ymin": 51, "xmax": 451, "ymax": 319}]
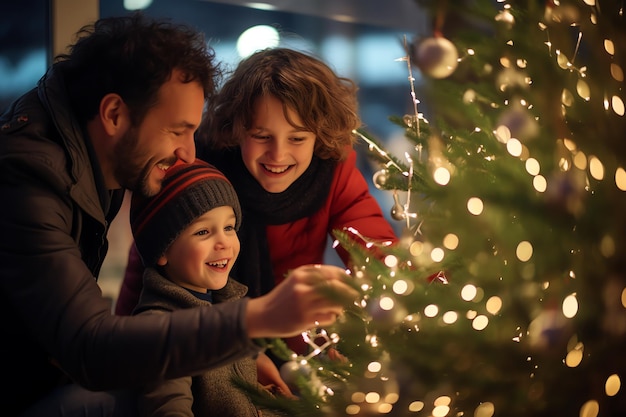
[
  {"xmin": 250, "ymin": 132, "xmax": 270, "ymax": 140},
  {"xmin": 290, "ymin": 136, "xmax": 307, "ymax": 143},
  {"xmin": 194, "ymin": 229, "xmax": 209, "ymax": 236},
  {"xmin": 225, "ymin": 225, "xmax": 236, "ymax": 232}
]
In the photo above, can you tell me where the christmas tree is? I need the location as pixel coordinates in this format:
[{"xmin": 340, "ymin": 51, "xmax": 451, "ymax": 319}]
[{"xmin": 247, "ymin": 1, "xmax": 626, "ymax": 416}]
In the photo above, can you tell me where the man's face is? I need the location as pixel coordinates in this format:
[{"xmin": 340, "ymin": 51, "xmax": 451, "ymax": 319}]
[{"xmin": 114, "ymin": 68, "xmax": 205, "ymax": 197}]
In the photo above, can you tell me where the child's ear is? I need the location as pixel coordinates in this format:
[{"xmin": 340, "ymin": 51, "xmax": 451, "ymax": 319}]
[{"xmin": 157, "ymin": 255, "xmax": 168, "ymax": 266}]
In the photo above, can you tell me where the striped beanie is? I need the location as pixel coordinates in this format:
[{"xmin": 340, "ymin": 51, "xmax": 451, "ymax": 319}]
[{"xmin": 130, "ymin": 159, "xmax": 242, "ymax": 267}]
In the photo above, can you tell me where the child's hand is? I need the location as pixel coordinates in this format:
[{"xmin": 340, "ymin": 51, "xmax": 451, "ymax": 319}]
[
  {"xmin": 326, "ymin": 347, "xmax": 348, "ymax": 363},
  {"xmin": 246, "ymin": 264, "xmax": 358, "ymax": 338},
  {"xmin": 256, "ymin": 352, "xmax": 294, "ymax": 398}
]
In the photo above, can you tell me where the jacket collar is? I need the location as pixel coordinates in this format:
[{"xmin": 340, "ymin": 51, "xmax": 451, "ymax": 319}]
[
  {"xmin": 37, "ymin": 66, "xmax": 110, "ymax": 224},
  {"xmin": 134, "ymin": 267, "xmax": 249, "ymax": 313}
]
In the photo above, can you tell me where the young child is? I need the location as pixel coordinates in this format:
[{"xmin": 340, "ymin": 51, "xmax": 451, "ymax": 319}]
[
  {"xmin": 130, "ymin": 159, "xmax": 287, "ymax": 417},
  {"xmin": 118, "ymin": 47, "xmax": 398, "ymax": 355}
]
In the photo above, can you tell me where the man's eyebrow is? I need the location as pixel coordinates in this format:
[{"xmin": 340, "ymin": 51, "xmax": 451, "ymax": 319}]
[{"xmin": 172, "ymin": 121, "xmax": 198, "ymax": 129}]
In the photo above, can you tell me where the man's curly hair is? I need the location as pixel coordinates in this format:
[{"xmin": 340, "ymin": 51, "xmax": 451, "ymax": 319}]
[{"xmin": 56, "ymin": 13, "xmax": 221, "ymax": 127}]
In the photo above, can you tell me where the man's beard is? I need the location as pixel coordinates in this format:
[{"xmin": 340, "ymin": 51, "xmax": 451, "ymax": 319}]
[{"xmin": 113, "ymin": 127, "xmax": 155, "ymax": 197}]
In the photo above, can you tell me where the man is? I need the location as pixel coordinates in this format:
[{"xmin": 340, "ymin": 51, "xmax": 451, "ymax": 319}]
[{"xmin": 0, "ymin": 13, "xmax": 356, "ymax": 416}]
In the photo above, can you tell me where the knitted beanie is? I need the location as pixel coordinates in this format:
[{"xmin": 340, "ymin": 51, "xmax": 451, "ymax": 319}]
[{"xmin": 130, "ymin": 159, "xmax": 242, "ymax": 267}]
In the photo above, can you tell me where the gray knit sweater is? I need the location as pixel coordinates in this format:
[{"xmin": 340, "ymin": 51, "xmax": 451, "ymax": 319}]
[{"xmin": 133, "ymin": 268, "xmax": 275, "ymax": 417}]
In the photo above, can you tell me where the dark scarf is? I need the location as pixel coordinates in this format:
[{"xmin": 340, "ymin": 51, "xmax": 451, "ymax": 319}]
[{"xmin": 204, "ymin": 148, "xmax": 336, "ymax": 297}]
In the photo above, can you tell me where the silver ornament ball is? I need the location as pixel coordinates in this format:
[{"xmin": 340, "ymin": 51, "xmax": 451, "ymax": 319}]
[
  {"xmin": 414, "ymin": 36, "xmax": 459, "ymax": 79},
  {"xmin": 279, "ymin": 360, "xmax": 312, "ymax": 387},
  {"xmin": 373, "ymin": 169, "xmax": 389, "ymax": 189},
  {"xmin": 390, "ymin": 192, "xmax": 405, "ymax": 221}
]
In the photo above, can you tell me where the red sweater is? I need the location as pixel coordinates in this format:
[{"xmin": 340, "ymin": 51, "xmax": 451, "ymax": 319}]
[{"xmin": 116, "ymin": 150, "xmax": 397, "ymax": 352}]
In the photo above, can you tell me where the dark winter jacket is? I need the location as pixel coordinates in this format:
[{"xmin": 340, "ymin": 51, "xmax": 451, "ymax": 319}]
[
  {"xmin": 0, "ymin": 67, "xmax": 261, "ymax": 416},
  {"xmin": 134, "ymin": 269, "xmax": 274, "ymax": 417}
]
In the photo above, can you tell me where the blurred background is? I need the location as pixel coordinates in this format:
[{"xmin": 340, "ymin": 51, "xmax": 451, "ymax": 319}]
[{"xmin": 0, "ymin": 0, "xmax": 430, "ymax": 307}]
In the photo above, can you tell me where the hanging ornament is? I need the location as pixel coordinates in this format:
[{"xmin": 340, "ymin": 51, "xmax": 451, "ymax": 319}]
[
  {"xmin": 426, "ymin": 270, "xmax": 449, "ymax": 284},
  {"xmin": 372, "ymin": 168, "xmax": 389, "ymax": 189},
  {"xmin": 278, "ymin": 329, "xmax": 340, "ymax": 395},
  {"xmin": 544, "ymin": 170, "xmax": 587, "ymax": 217},
  {"xmin": 302, "ymin": 328, "xmax": 339, "ymax": 358},
  {"xmin": 412, "ymin": 36, "xmax": 459, "ymax": 79},
  {"xmin": 497, "ymin": 103, "xmax": 539, "ymax": 142},
  {"xmin": 280, "ymin": 357, "xmax": 327, "ymax": 396},
  {"xmin": 527, "ymin": 306, "xmax": 571, "ymax": 350},
  {"xmin": 390, "ymin": 190, "xmax": 405, "ymax": 221},
  {"xmin": 279, "ymin": 358, "xmax": 312, "ymax": 387}
]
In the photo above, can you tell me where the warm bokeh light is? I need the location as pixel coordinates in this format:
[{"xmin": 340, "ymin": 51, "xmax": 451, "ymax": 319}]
[
  {"xmin": 495, "ymin": 125, "xmax": 511, "ymax": 143},
  {"xmin": 368, "ymin": 361, "xmax": 382, "ymax": 373},
  {"xmin": 576, "ymin": 79, "xmax": 590, "ymax": 101},
  {"xmin": 443, "ymin": 311, "xmax": 458, "ymax": 324},
  {"xmin": 467, "ymin": 197, "xmax": 484, "ymax": 215},
  {"xmin": 486, "ymin": 296, "xmax": 503, "ymax": 314},
  {"xmin": 392, "ymin": 280, "xmax": 409, "ymax": 295},
  {"xmin": 433, "ymin": 405, "xmax": 450, "ymax": 417},
  {"xmin": 562, "ymin": 294, "xmax": 579, "ymax": 318},
  {"xmin": 506, "ymin": 138, "xmax": 523, "ymax": 156},
  {"xmin": 589, "ymin": 155, "xmax": 605, "ymax": 180},
  {"xmin": 434, "ymin": 166, "xmax": 451, "ymax": 185},
  {"xmin": 379, "ymin": 297, "xmax": 395, "ymax": 311},
  {"xmin": 533, "ymin": 175, "xmax": 547, "ymax": 192},
  {"xmin": 384, "ymin": 255, "xmax": 399, "ymax": 268},
  {"xmin": 516, "ymin": 241, "xmax": 533, "ymax": 262},
  {"xmin": 579, "ymin": 400, "xmax": 599, "ymax": 417},
  {"xmin": 461, "ymin": 284, "xmax": 477, "ymax": 301},
  {"xmin": 615, "ymin": 167, "xmax": 626, "ymax": 191},
  {"xmin": 472, "ymin": 315, "xmax": 489, "ymax": 330},
  {"xmin": 475, "ymin": 402, "xmax": 496, "ymax": 417},
  {"xmin": 365, "ymin": 392, "xmax": 380, "ymax": 403},
  {"xmin": 431, "ymin": 247, "xmax": 445, "ymax": 262},
  {"xmin": 443, "ymin": 233, "xmax": 459, "ymax": 249},
  {"xmin": 574, "ymin": 151, "xmax": 588, "ymax": 170},
  {"xmin": 612, "ymin": 95, "xmax": 625, "ymax": 116},
  {"xmin": 409, "ymin": 241, "xmax": 424, "ymax": 256},
  {"xmin": 610, "ymin": 63, "xmax": 624, "ymax": 81},
  {"xmin": 345, "ymin": 405, "xmax": 360, "ymax": 415},
  {"xmin": 525, "ymin": 157, "xmax": 540, "ymax": 175},
  {"xmin": 606, "ymin": 374, "xmax": 621, "ymax": 397},
  {"xmin": 424, "ymin": 304, "xmax": 439, "ymax": 317},
  {"xmin": 565, "ymin": 343, "xmax": 583, "ymax": 367},
  {"xmin": 409, "ymin": 401, "xmax": 425, "ymax": 412}
]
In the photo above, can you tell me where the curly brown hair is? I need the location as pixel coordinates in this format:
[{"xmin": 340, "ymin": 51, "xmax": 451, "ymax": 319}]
[
  {"xmin": 201, "ymin": 48, "xmax": 360, "ymax": 161},
  {"xmin": 56, "ymin": 13, "xmax": 220, "ymax": 127}
]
